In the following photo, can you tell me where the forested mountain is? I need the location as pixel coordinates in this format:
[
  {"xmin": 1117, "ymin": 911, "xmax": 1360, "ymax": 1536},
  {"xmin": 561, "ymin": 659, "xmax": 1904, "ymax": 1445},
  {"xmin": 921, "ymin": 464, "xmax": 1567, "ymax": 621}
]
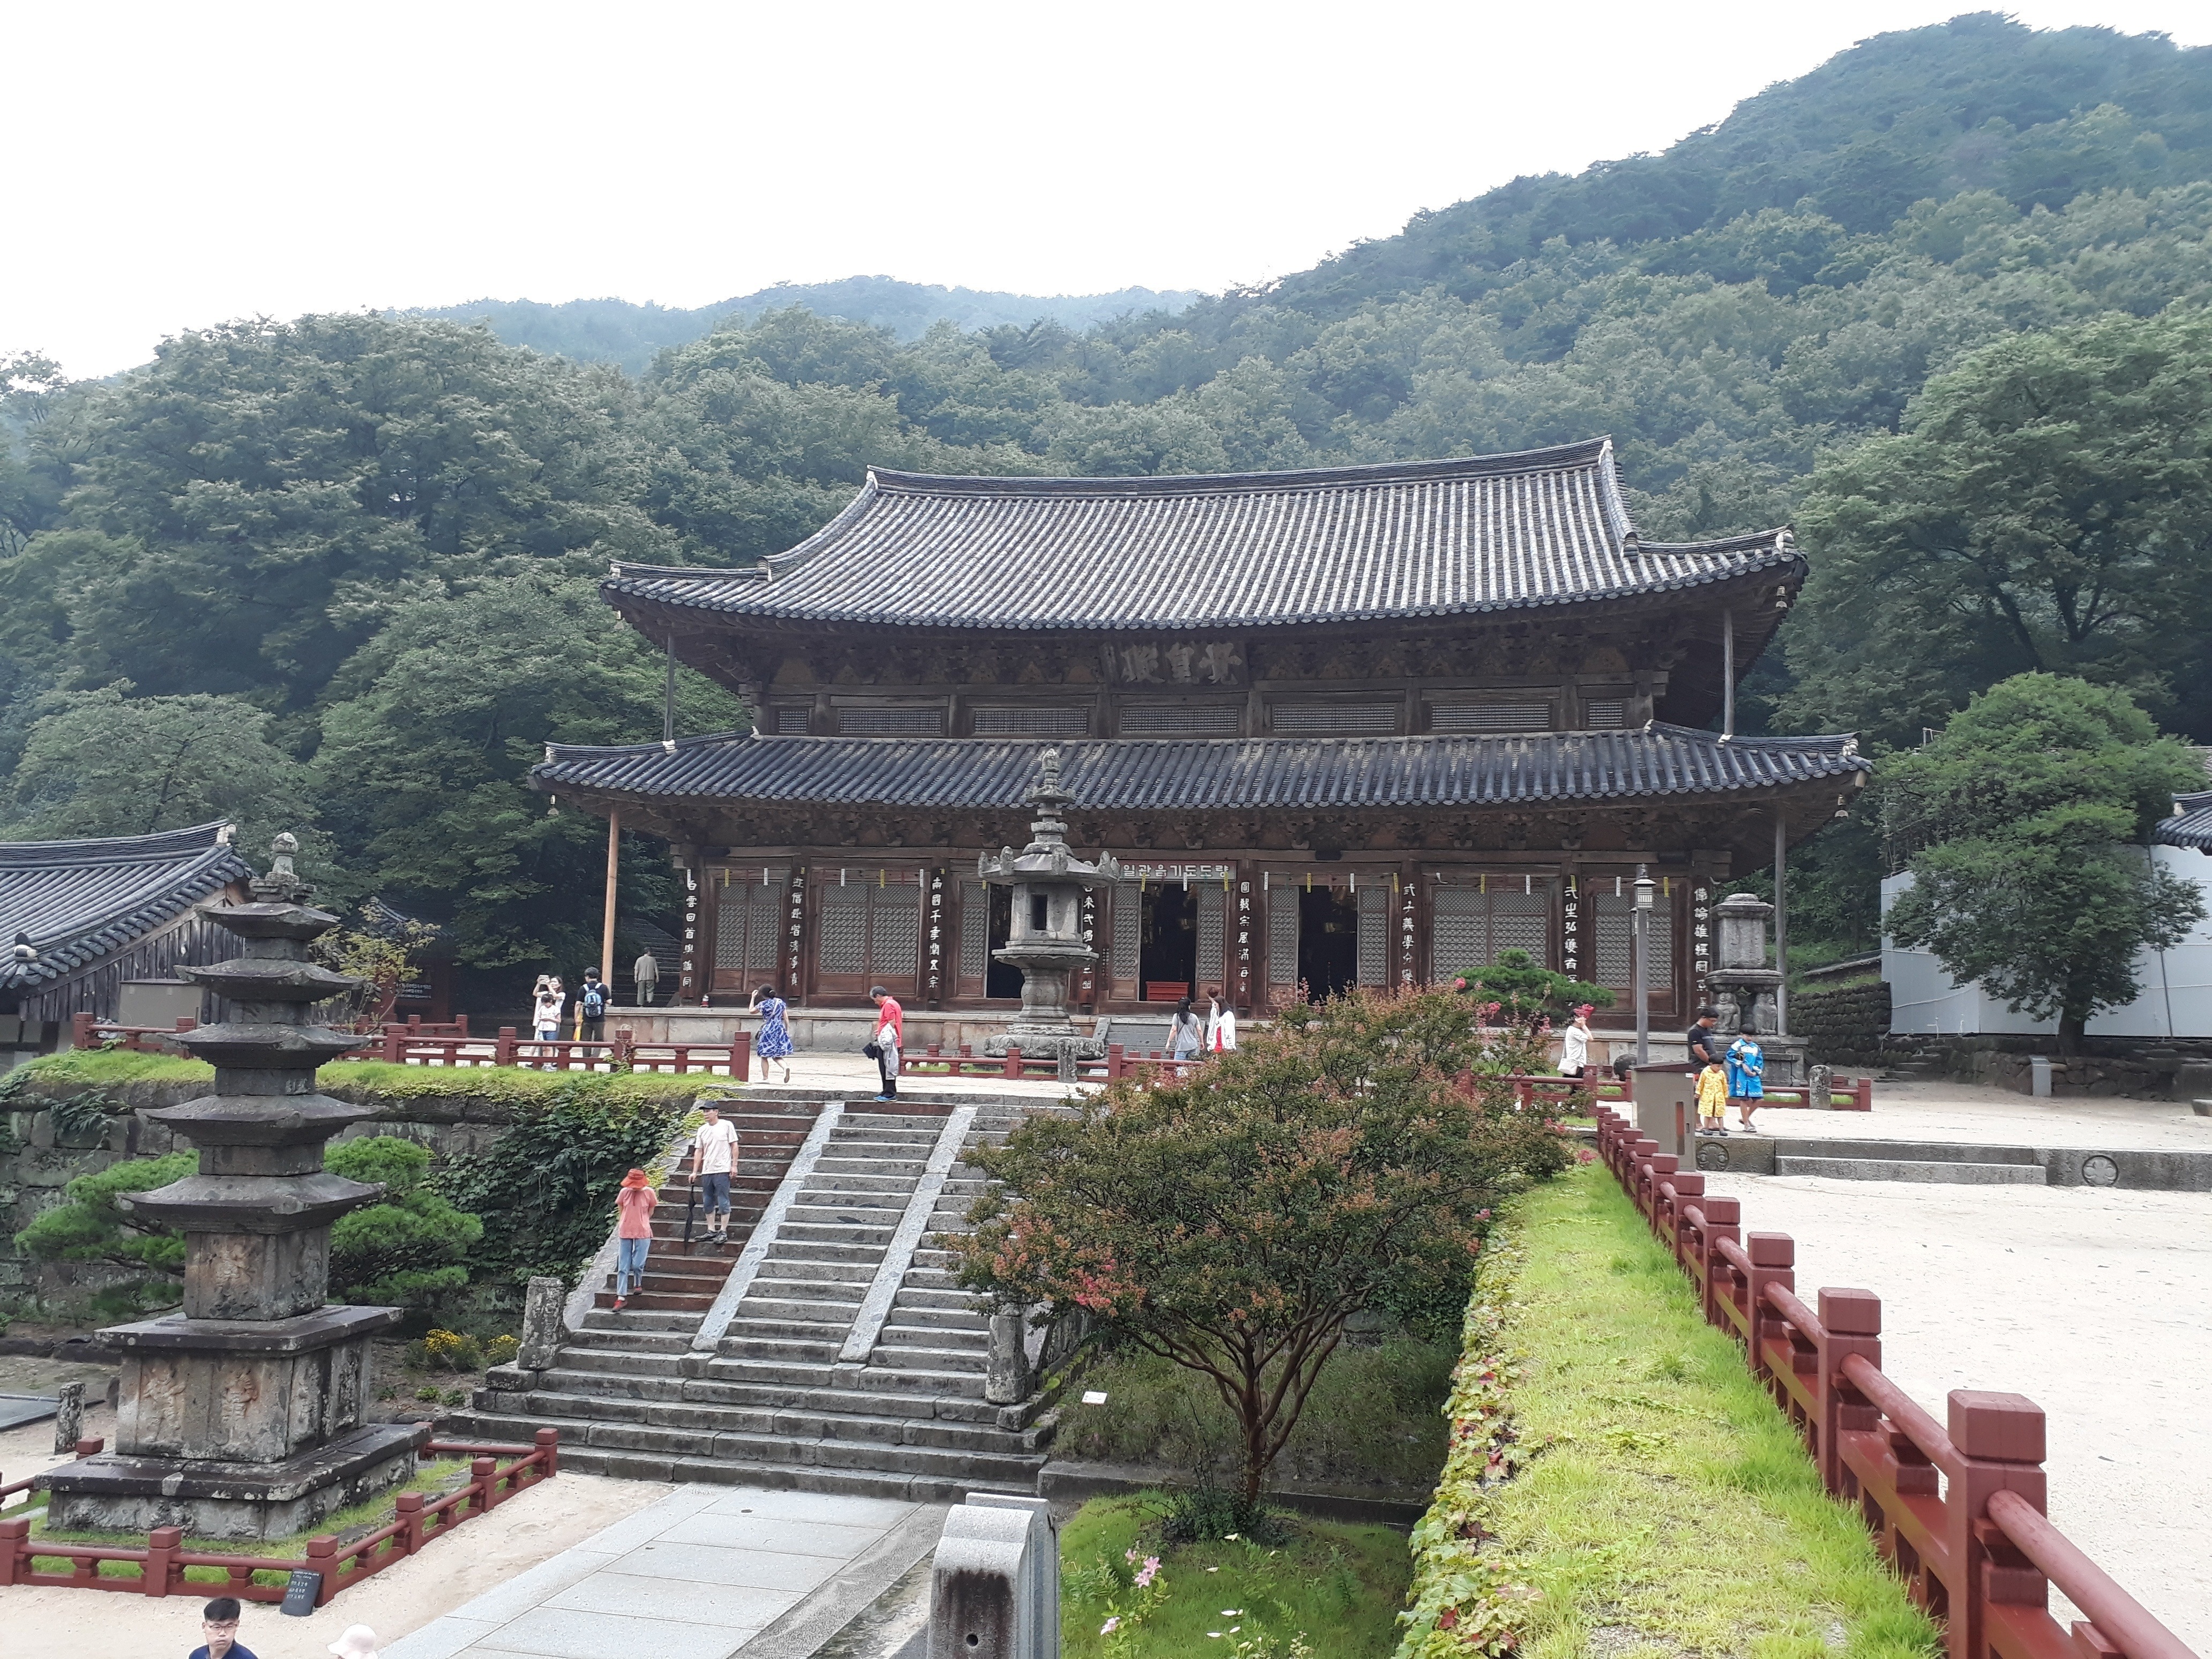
[
  {"xmin": 2, "ymin": 12, "xmax": 2207, "ymax": 985},
  {"xmin": 412, "ymin": 278, "xmax": 1205, "ymax": 373}
]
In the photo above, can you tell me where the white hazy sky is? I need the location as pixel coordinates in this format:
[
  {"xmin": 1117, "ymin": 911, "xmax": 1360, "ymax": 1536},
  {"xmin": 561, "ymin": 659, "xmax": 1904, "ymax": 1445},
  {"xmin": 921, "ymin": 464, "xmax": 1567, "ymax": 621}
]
[{"xmin": 8, "ymin": 1, "xmax": 2208, "ymax": 377}]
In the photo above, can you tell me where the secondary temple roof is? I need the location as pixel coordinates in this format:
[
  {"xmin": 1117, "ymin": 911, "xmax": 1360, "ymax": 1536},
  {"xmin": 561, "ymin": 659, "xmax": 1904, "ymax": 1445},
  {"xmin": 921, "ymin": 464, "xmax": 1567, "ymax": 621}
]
[
  {"xmin": 537, "ymin": 726, "xmax": 1863, "ymax": 811},
  {"xmin": 603, "ymin": 439, "xmax": 1800, "ymax": 633},
  {"xmin": 0, "ymin": 821, "xmax": 253, "ymax": 989},
  {"xmin": 2155, "ymin": 790, "xmax": 2212, "ymax": 851}
]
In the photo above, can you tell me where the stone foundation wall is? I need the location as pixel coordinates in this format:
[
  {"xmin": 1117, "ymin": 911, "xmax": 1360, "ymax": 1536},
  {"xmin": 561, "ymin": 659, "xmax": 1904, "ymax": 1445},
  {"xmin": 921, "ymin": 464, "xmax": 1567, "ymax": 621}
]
[
  {"xmin": 1792, "ymin": 980, "xmax": 1893, "ymax": 1067},
  {"xmin": 2, "ymin": 1072, "xmax": 697, "ymax": 1317}
]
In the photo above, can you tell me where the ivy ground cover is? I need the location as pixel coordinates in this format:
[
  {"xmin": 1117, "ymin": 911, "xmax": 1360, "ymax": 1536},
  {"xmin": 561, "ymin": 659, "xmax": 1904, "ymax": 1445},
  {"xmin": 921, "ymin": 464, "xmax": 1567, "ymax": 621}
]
[{"xmin": 1398, "ymin": 1164, "xmax": 1939, "ymax": 1659}]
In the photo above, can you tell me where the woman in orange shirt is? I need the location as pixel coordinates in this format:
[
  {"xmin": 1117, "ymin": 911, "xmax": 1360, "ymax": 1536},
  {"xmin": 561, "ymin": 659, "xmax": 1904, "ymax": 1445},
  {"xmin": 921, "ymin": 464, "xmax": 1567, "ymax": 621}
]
[{"xmin": 611, "ymin": 1168, "xmax": 657, "ymax": 1311}]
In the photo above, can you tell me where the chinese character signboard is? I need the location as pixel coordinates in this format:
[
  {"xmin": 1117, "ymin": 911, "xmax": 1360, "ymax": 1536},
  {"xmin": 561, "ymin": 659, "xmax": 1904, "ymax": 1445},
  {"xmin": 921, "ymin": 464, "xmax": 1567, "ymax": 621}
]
[
  {"xmin": 679, "ymin": 864, "xmax": 699, "ymax": 1000},
  {"xmin": 926, "ymin": 869, "xmax": 946, "ymax": 1005}
]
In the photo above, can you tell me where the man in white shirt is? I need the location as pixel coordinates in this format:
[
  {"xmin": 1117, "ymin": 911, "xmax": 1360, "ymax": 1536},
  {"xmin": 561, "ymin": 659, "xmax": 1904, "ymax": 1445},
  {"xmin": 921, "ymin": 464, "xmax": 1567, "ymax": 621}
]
[{"xmin": 690, "ymin": 1102, "xmax": 741, "ymax": 1246}]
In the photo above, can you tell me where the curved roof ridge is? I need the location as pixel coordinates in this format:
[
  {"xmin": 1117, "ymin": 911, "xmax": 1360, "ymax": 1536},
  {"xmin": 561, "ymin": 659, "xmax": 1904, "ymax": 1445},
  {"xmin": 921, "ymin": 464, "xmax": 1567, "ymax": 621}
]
[
  {"xmin": 864, "ymin": 438, "xmax": 1617, "ymax": 499},
  {"xmin": 0, "ymin": 819, "xmax": 239, "ymax": 868}
]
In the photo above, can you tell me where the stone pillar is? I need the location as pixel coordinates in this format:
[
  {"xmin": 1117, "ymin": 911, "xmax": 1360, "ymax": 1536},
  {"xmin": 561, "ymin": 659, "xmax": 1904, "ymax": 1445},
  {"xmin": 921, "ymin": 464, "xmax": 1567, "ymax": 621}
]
[
  {"xmin": 37, "ymin": 835, "xmax": 430, "ymax": 1540},
  {"xmin": 984, "ymin": 1307, "xmax": 1031, "ymax": 1406},
  {"xmin": 931, "ymin": 1494, "xmax": 1059, "ymax": 1659},
  {"xmin": 51, "ymin": 1381, "xmax": 83, "ymax": 1455},
  {"xmin": 518, "ymin": 1275, "xmax": 565, "ymax": 1370}
]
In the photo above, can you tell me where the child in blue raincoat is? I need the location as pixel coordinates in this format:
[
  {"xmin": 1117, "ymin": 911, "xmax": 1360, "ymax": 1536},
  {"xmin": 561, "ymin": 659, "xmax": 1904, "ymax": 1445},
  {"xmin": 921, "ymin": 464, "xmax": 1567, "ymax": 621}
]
[{"xmin": 1726, "ymin": 1025, "xmax": 1765, "ymax": 1133}]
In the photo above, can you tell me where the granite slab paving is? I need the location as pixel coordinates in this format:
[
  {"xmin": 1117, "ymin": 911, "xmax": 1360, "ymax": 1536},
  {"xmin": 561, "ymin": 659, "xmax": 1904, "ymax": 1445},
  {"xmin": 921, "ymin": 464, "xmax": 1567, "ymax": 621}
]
[{"xmin": 383, "ymin": 1483, "xmax": 947, "ymax": 1659}]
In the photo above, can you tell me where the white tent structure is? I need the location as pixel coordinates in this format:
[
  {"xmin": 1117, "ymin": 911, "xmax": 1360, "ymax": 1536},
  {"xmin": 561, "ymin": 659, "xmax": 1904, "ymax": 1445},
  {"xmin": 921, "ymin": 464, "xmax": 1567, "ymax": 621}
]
[{"xmin": 1883, "ymin": 791, "xmax": 2212, "ymax": 1038}]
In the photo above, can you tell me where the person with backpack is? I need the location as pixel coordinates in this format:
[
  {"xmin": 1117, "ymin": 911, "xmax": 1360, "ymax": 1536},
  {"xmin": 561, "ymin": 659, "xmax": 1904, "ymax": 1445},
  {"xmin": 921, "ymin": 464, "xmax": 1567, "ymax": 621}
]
[{"xmin": 578, "ymin": 968, "xmax": 610, "ymax": 1044}]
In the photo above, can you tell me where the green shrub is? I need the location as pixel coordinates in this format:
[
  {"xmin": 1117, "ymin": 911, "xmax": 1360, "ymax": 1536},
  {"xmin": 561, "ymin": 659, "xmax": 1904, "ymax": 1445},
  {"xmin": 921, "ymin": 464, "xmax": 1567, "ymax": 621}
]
[
  {"xmin": 12, "ymin": 1152, "xmax": 196, "ymax": 1283},
  {"xmin": 325, "ymin": 1135, "xmax": 483, "ymax": 1311}
]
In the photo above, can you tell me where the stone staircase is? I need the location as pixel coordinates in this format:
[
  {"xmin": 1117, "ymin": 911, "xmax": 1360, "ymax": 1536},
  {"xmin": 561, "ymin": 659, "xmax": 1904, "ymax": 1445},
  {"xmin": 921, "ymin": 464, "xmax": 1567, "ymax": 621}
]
[
  {"xmin": 582, "ymin": 1101, "xmax": 820, "ymax": 1317},
  {"xmin": 457, "ymin": 1102, "xmax": 1055, "ymax": 1501}
]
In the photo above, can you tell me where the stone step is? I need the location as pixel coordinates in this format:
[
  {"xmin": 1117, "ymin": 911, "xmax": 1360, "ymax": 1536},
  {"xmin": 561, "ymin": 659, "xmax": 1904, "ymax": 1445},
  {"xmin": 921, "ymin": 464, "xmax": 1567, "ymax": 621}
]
[
  {"xmin": 766, "ymin": 1241, "xmax": 885, "ymax": 1266},
  {"xmin": 556, "ymin": 1347, "xmax": 686, "ymax": 1378},
  {"xmin": 562, "ymin": 1327, "xmax": 693, "ymax": 1355},
  {"xmin": 512, "ymin": 1442, "xmax": 1035, "ymax": 1504},
  {"xmin": 579, "ymin": 1309, "xmax": 696, "ymax": 1334},
  {"xmin": 1773, "ymin": 1155, "xmax": 2047, "ymax": 1185},
  {"xmin": 503, "ymin": 1389, "xmax": 1046, "ymax": 1453},
  {"xmin": 780, "ymin": 1222, "xmax": 898, "ymax": 1246},
  {"xmin": 468, "ymin": 1412, "xmax": 1043, "ymax": 1483},
  {"xmin": 713, "ymin": 1329, "xmax": 842, "ymax": 1363},
  {"xmin": 884, "ymin": 1302, "xmax": 988, "ymax": 1331},
  {"xmin": 869, "ymin": 1340, "xmax": 990, "ymax": 1373},
  {"xmin": 894, "ymin": 1288, "xmax": 984, "ymax": 1313},
  {"xmin": 739, "ymin": 1292, "xmax": 866, "ymax": 1323}
]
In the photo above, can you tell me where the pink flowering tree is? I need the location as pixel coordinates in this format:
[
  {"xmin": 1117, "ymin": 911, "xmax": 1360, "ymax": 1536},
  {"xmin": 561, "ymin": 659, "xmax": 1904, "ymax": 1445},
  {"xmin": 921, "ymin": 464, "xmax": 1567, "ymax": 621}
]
[{"xmin": 955, "ymin": 984, "xmax": 1571, "ymax": 1511}]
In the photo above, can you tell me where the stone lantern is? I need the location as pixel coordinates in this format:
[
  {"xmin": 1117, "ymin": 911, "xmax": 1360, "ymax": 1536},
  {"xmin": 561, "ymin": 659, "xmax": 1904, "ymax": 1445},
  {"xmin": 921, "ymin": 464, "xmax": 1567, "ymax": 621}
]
[
  {"xmin": 1702, "ymin": 891, "xmax": 1810, "ymax": 1086},
  {"xmin": 39, "ymin": 835, "xmax": 429, "ymax": 1539},
  {"xmin": 980, "ymin": 748, "xmax": 1122, "ymax": 1078}
]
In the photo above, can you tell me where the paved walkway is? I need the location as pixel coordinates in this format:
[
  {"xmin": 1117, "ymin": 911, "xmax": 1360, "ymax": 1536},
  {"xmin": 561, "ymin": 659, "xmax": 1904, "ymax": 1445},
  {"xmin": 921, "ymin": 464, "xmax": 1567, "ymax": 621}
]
[
  {"xmin": 384, "ymin": 1484, "xmax": 946, "ymax": 1659},
  {"xmin": 1751, "ymin": 1077, "xmax": 2212, "ymax": 1150},
  {"xmin": 1705, "ymin": 1171, "xmax": 2212, "ymax": 1652}
]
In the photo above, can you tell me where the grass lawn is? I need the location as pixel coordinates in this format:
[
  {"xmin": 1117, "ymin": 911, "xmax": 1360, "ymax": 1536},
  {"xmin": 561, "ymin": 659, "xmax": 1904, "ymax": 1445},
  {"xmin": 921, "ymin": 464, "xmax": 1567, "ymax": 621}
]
[
  {"xmin": 1423, "ymin": 1164, "xmax": 1937, "ymax": 1659},
  {"xmin": 24, "ymin": 1458, "xmax": 474, "ymax": 1583},
  {"xmin": 1060, "ymin": 1493, "xmax": 1411, "ymax": 1658}
]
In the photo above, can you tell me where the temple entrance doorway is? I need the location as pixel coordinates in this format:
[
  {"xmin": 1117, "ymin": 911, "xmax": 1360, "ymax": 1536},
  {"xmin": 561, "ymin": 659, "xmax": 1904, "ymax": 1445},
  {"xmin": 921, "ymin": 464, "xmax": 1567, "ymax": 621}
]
[
  {"xmin": 1140, "ymin": 885, "xmax": 1196, "ymax": 1000},
  {"xmin": 983, "ymin": 884, "xmax": 1022, "ymax": 999},
  {"xmin": 1298, "ymin": 886, "xmax": 1359, "ymax": 1001}
]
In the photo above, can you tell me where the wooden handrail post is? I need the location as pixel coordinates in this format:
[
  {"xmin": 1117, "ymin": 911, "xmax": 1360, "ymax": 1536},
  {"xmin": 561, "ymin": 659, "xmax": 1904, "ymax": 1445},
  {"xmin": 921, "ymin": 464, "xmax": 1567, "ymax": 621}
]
[
  {"xmin": 70, "ymin": 1011, "xmax": 95, "ymax": 1050},
  {"xmin": 1742, "ymin": 1234, "xmax": 1795, "ymax": 1385},
  {"xmin": 306, "ymin": 1535, "xmax": 338, "ymax": 1605},
  {"xmin": 734, "ymin": 1030, "xmax": 751, "ymax": 1082},
  {"xmin": 1814, "ymin": 1288, "xmax": 1881, "ymax": 1498},
  {"xmin": 536, "ymin": 1426, "xmax": 560, "ymax": 1478},
  {"xmin": 1662, "ymin": 1171, "xmax": 1704, "ymax": 1266},
  {"xmin": 495, "ymin": 1026, "xmax": 518, "ymax": 1066},
  {"xmin": 397, "ymin": 1490, "xmax": 427, "ymax": 1554},
  {"xmin": 0, "ymin": 1515, "xmax": 27, "ymax": 1585},
  {"xmin": 1946, "ymin": 1391, "xmax": 2048, "ymax": 1659},
  {"xmin": 1695, "ymin": 1195, "xmax": 1740, "ymax": 1326},
  {"xmin": 142, "ymin": 1525, "xmax": 183, "ymax": 1596},
  {"xmin": 1004, "ymin": 1045, "xmax": 1022, "ymax": 1080},
  {"xmin": 1107, "ymin": 1042, "xmax": 1124, "ymax": 1079},
  {"xmin": 472, "ymin": 1455, "xmax": 498, "ymax": 1512}
]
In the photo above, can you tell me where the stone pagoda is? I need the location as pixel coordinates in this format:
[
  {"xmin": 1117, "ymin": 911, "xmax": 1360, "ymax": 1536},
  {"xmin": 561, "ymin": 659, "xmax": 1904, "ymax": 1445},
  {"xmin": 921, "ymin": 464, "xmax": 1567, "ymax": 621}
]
[
  {"xmin": 978, "ymin": 749, "xmax": 1122, "ymax": 1078},
  {"xmin": 40, "ymin": 835, "xmax": 429, "ymax": 1540}
]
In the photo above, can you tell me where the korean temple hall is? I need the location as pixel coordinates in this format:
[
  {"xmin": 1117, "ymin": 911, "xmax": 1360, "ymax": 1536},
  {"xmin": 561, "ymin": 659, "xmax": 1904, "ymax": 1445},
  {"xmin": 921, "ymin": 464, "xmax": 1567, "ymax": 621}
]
[{"xmin": 533, "ymin": 439, "xmax": 1866, "ymax": 1030}]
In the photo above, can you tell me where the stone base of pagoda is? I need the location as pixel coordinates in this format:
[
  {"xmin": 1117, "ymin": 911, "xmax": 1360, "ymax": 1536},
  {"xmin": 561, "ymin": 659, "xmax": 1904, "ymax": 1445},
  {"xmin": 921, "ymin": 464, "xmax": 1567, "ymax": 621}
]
[{"xmin": 40, "ymin": 1421, "xmax": 431, "ymax": 1541}]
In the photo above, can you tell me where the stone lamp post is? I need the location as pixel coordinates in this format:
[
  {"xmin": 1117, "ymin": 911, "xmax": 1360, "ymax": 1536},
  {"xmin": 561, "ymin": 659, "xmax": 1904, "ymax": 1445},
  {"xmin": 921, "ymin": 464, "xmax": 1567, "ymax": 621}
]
[
  {"xmin": 980, "ymin": 748, "xmax": 1122, "ymax": 1080},
  {"xmin": 1703, "ymin": 891, "xmax": 1810, "ymax": 1087},
  {"xmin": 39, "ymin": 835, "xmax": 430, "ymax": 1540}
]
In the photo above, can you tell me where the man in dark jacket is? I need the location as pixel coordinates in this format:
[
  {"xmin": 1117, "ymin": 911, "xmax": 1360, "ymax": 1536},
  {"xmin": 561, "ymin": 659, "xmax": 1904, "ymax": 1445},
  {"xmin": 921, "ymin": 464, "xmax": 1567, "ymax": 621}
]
[
  {"xmin": 578, "ymin": 969, "xmax": 610, "ymax": 1043},
  {"xmin": 1685, "ymin": 1007, "xmax": 1729, "ymax": 1071}
]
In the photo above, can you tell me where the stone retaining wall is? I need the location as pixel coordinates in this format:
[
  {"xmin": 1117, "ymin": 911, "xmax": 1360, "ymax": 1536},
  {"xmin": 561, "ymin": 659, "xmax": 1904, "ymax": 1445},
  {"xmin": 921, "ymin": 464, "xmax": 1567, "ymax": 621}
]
[
  {"xmin": 1, "ymin": 1072, "xmax": 698, "ymax": 1317},
  {"xmin": 1791, "ymin": 979, "xmax": 1892, "ymax": 1067}
]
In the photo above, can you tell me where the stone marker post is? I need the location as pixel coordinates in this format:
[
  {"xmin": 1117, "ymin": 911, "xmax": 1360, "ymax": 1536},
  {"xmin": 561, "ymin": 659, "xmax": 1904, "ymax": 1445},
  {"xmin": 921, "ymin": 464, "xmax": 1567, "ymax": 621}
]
[
  {"xmin": 51, "ymin": 1380, "xmax": 83, "ymax": 1454},
  {"xmin": 36, "ymin": 835, "xmax": 430, "ymax": 1540},
  {"xmin": 930, "ymin": 1492, "xmax": 1060, "ymax": 1659}
]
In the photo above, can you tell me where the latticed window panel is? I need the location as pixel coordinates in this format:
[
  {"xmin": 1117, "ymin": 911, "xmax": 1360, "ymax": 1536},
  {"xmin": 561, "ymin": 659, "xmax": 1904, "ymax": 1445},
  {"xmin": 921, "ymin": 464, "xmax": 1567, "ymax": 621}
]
[
  {"xmin": 716, "ymin": 885, "xmax": 750, "ymax": 972},
  {"xmin": 1196, "ymin": 886, "xmax": 1225, "ymax": 989},
  {"xmin": 1428, "ymin": 879, "xmax": 1555, "ymax": 980},
  {"xmin": 1119, "ymin": 701, "xmax": 1242, "ymax": 736},
  {"xmin": 1357, "ymin": 888, "xmax": 1390, "ymax": 985},
  {"xmin": 1431, "ymin": 888, "xmax": 1485, "ymax": 978},
  {"xmin": 1430, "ymin": 700, "xmax": 1551, "ymax": 731},
  {"xmin": 1492, "ymin": 889, "xmax": 1549, "ymax": 958},
  {"xmin": 1267, "ymin": 890, "xmax": 1300, "ymax": 985},
  {"xmin": 818, "ymin": 886, "xmax": 868, "ymax": 975},
  {"xmin": 1111, "ymin": 890, "xmax": 1140, "ymax": 980},
  {"xmin": 715, "ymin": 869, "xmax": 787, "ymax": 975},
  {"xmin": 1583, "ymin": 699, "xmax": 1627, "ymax": 728},
  {"xmin": 1271, "ymin": 702, "xmax": 1398, "ymax": 734},
  {"xmin": 836, "ymin": 705, "xmax": 946, "ymax": 736},
  {"xmin": 959, "ymin": 880, "xmax": 989, "ymax": 980},
  {"xmin": 873, "ymin": 890, "xmax": 920, "ymax": 981},
  {"xmin": 971, "ymin": 705, "xmax": 1090, "ymax": 735},
  {"xmin": 1592, "ymin": 890, "xmax": 1676, "ymax": 992}
]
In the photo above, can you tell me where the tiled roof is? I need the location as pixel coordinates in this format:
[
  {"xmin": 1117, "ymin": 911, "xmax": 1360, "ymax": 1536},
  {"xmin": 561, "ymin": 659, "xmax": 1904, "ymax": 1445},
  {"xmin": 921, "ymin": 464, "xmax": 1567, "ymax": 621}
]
[
  {"xmin": 535, "ymin": 726, "xmax": 1864, "ymax": 811},
  {"xmin": 603, "ymin": 440, "xmax": 1800, "ymax": 632},
  {"xmin": 2155, "ymin": 790, "xmax": 2212, "ymax": 851},
  {"xmin": 0, "ymin": 821, "xmax": 253, "ymax": 989}
]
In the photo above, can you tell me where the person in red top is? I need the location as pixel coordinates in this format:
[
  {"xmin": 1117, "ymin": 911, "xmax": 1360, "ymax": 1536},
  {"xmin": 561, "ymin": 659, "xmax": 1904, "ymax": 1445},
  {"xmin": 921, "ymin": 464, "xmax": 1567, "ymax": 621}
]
[
  {"xmin": 611, "ymin": 1168, "xmax": 657, "ymax": 1311},
  {"xmin": 869, "ymin": 985, "xmax": 902, "ymax": 1101}
]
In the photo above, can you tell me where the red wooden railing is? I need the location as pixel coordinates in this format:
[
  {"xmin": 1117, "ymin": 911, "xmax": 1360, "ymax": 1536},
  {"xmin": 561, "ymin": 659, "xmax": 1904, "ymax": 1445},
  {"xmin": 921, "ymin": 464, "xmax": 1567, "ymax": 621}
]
[
  {"xmin": 0, "ymin": 1431, "xmax": 558, "ymax": 1607},
  {"xmin": 69, "ymin": 1014, "xmax": 201, "ymax": 1055},
  {"xmin": 367, "ymin": 1025, "xmax": 749, "ymax": 1079},
  {"xmin": 1591, "ymin": 1103, "xmax": 2198, "ymax": 1659}
]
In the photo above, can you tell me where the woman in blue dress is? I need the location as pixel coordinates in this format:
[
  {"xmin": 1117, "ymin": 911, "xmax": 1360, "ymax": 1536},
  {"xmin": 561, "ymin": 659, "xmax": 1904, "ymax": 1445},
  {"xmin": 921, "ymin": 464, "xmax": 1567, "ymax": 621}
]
[{"xmin": 748, "ymin": 983, "xmax": 795, "ymax": 1083}]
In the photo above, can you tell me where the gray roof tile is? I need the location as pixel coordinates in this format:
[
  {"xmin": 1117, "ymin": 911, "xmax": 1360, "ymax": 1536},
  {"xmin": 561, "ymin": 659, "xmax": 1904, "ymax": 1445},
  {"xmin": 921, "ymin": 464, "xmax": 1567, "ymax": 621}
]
[
  {"xmin": 2155, "ymin": 790, "xmax": 2212, "ymax": 851},
  {"xmin": 535, "ymin": 726, "xmax": 1864, "ymax": 811},
  {"xmin": 605, "ymin": 439, "xmax": 1799, "ymax": 632},
  {"xmin": 0, "ymin": 821, "xmax": 253, "ymax": 989}
]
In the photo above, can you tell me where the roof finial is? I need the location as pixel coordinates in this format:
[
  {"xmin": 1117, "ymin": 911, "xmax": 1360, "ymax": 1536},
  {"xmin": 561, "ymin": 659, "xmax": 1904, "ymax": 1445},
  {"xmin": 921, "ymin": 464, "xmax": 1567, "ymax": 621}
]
[{"xmin": 251, "ymin": 831, "xmax": 313, "ymax": 905}]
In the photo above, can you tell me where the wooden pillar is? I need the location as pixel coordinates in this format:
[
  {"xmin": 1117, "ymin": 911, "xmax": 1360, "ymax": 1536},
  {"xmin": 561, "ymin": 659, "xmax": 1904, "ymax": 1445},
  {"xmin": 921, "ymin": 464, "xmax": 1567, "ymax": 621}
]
[
  {"xmin": 1773, "ymin": 810, "xmax": 1789, "ymax": 1035},
  {"xmin": 1722, "ymin": 609, "xmax": 1736, "ymax": 738},
  {"xmin": 600, "ymin": 812, "xmax": 619, "ymax": 989}
]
